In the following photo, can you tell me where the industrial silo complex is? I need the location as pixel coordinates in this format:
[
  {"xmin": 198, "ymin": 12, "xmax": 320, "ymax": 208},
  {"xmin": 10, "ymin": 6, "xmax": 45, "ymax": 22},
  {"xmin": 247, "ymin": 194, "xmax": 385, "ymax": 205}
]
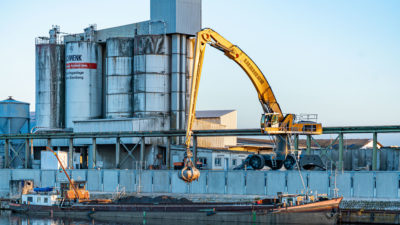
[{"xmin": 27, "ymin": 0, "xmax": 203, "ymax": 169}]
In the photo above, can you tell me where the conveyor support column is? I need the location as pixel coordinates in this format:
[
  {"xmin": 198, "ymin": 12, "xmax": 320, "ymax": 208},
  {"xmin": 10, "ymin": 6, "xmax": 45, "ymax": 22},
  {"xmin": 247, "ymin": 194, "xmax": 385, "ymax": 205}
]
[
  {"xmin": 193, "ymin": 135, "xmax": 198, "ymax": 165},
  {"xmin": 166, "ymin": 137, "xmax": 171, "ymax": 169},
  {"xmin": 306, "ymin": 135, "xmax": 311, "ymax": 155},
  {"xmin": 116, "ymin": 137, "xmax": 120, "ymax": 169},
  {"xmin": 140, "ymin": 137, "xmax": 145, "ymax": 169},
  {"xmin": 68, "ymin": 138, "xmax": 73, "ymax": 169},
  {"xmin": 338, "ymin": 133, "xmax": 344, "ymax": 171},
  {"xmin": 25, "ymin": 139, "xmax": 29, "ymax": 168},
  {"xmin": 372, "ymin": 132, "xmax": 378, "ymax": 170},
  {"xmin": 4, "ymin": 139, "xmax": 9, "ymax": 168}
]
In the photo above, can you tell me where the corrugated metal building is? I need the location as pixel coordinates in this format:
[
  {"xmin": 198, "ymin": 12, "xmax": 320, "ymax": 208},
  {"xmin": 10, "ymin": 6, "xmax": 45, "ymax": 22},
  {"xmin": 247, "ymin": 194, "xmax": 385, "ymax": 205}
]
[{"xmin": 194, "ymin": 110, "xmax": 237, "ymax": 148}]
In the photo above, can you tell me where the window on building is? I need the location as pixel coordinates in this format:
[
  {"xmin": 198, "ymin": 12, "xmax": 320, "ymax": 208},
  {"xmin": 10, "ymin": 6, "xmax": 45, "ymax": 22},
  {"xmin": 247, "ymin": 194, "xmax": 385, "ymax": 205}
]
[
  {"xmin": 232, "ymin": 159, "xmax": 237, "ymax": 166},
  {"xmin": 44, "ymin": 198, "xmax": 48, "ymax": 203},
  {"xmin": 37, "ymin": 197, "xmax": 41, "ymax": 203},
  {"xmin": 199, "ymin": 157, "xmax": 207, "ymax": 166},
  {"xmin": 215, "ymin": 158, "xmax": 222, "ymax": 166},
  {"xmin": 27, "ymin": 197, "xmax": 33, "ymax": 202}
]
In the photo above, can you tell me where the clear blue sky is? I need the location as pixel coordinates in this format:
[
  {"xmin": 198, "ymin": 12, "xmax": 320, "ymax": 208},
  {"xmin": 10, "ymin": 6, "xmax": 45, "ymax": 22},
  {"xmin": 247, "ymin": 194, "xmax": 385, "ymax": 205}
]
[{"xmin": 0, "ymin": 0, "xmax": 399, "ymax": 144}]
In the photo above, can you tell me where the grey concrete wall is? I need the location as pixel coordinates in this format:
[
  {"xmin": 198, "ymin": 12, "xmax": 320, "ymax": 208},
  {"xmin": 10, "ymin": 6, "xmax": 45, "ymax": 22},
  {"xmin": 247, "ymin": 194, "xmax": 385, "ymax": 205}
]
[
  {"xmin": 312, "ymin": 148, "xmax": 400, "ymax": 171},
  {"xmin": 1, "ymin": 169, "xmax": 400, "ymax": 200}
]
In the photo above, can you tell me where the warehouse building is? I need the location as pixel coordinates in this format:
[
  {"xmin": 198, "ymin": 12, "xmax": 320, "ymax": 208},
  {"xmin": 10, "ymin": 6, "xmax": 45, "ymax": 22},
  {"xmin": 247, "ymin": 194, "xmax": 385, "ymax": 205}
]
[{"xmin": 194, "ymin": 110, "xmax": 237, "ymax": 148}]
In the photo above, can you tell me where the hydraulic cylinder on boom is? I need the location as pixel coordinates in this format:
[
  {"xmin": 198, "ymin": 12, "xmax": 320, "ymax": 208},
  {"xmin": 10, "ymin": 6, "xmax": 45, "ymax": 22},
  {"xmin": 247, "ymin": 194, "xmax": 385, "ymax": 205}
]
[{"xmin": 180, "ymin": 28, "xmax": 323, "ymax": 183}]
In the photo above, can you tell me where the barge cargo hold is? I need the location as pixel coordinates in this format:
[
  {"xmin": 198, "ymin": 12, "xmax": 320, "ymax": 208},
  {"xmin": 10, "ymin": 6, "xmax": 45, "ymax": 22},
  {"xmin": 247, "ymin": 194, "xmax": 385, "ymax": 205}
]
[{"xmin": 9, "ymin": 197, "xmax": 342, "ymax": 224}]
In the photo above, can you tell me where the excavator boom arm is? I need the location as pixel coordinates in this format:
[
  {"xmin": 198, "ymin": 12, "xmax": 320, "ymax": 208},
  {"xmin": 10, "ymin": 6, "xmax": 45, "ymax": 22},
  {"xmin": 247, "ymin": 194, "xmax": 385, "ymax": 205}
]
[
  {"xmin": 186, "ymin": 28, "xmax": 282, "ymax": 147},
  {"xmin": 46, "ymin": 146, "xmax": 80, "ymax": 200}
]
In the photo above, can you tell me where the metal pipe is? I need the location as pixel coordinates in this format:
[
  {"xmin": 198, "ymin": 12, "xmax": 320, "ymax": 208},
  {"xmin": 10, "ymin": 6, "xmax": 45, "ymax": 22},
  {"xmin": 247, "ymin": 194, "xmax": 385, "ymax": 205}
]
[
  {"xmin": 1, "ymin": 126, "xmax": 400, "ymax": 140},
  {"xmin": 372, "ymin": 132, "xmax": 378, "ymax": 170},
  {"xmin": 339, "ymin": 133, "xmax": 344, "ymax": 171}
]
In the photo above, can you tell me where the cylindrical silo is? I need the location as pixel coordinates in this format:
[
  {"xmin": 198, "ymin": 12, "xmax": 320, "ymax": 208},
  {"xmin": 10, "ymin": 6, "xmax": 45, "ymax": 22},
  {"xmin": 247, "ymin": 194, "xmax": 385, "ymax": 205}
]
[
  {"xmin": 106, "ymin": 38, "xmax": 134, "ymax": 118},
  {"xmin": 35, "ymin": 35, "xmax": 65, "ymax": 129},
  {"xmin": 133, "ymin": 35, "xmax": 171, "ymax": 117},
  {"xmin": 0, "ymin": 97, "xmax": 30, "ymax": 168},
  {"xmin": 0, "ymin": 97, "xmax": 30, "ymax": 134},
  {"xmin": 65, "ymin": 41, "xmax": 102, "ymax": 128}
]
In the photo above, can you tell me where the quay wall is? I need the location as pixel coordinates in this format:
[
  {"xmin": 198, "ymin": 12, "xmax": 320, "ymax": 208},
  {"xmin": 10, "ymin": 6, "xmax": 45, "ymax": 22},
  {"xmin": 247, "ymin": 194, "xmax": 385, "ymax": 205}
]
[{"xmin": 1, "ymin": 169, "xmax": 399, "ymax": 200}]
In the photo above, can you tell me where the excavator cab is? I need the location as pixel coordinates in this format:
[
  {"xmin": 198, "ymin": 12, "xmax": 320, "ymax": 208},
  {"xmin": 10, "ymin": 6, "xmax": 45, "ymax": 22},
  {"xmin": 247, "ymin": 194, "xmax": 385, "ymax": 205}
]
[
  {"xmin": 261, "ymin": 113, "xmax": 280, "ymax": 131},
  {"xmin": 261, "ymin": 113, "xmax": 322, "ymax": 135}
]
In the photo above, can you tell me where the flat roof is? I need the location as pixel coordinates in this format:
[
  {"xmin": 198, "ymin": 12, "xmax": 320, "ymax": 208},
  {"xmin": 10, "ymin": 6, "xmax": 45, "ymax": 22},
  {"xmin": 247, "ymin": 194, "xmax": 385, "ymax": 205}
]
[{"xmin": 196, "ymin": 110, "xmax": 236, "ymax": 118}]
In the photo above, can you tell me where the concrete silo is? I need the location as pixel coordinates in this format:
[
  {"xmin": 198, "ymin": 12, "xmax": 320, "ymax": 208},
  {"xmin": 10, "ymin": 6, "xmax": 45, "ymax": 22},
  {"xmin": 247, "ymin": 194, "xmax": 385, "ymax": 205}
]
[
  {"xmin": 65, "ymin": 26, "xmax": 103, "ymax": 128},
  {"xmin": 133, "ymin": 35, "xmax": 171, "ymax": 117},
  {"xmin": 35, "ymin": 26, "xmax": 65, "ymax": 129},
  {"xmin": 106, "ymin": 38, "xmax": 134, "ymax": 118}
]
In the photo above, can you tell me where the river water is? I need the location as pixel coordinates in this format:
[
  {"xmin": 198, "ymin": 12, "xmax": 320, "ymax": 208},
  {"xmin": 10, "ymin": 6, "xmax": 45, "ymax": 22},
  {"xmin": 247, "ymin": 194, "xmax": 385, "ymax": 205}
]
[
  {"xmin": 0, "ymin": 210, "xmax": 257, "ymax": 225},
  {"xmin": 0, "ymin": 210, "xmax": 357, "ymax": 225},
  {"xmin": 0, "ymin": 210, "xmax": 157, "ymax": 225}
]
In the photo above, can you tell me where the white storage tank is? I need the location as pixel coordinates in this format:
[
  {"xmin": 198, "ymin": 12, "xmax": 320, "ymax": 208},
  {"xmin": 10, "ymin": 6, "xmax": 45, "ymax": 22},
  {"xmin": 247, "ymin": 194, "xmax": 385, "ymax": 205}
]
[
  {"xmin": 35, "ymin": 26, "xmax": 65, "ymax": 129},
  {"xmin": 133, "ymin": 35, "xmax": 171, "ymax": 117},
  {"xmin": 65, "ymin": 41, "xmax": 102, "ymax": 128},
  {"xmin": 106, "ymin": 38, "xmax": 134, "ymax": 118}
]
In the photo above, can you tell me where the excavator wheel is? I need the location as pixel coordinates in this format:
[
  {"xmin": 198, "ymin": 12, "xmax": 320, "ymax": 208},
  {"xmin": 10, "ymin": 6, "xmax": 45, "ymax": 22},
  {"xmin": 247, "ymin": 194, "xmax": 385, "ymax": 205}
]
[
  {"xmin": 283, "ymin": 155, "xmax": 296, "ymax": 170},
  {"xmin": 249, "ymin": 155, "xmax": 265, "ymax": 170}
]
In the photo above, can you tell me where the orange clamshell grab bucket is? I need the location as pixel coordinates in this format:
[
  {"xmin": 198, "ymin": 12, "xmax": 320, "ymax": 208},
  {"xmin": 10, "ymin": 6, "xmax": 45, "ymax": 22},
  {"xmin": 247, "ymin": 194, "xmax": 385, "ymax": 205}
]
[{"xmin": 179, "ymin": 165, "xmax": 200, "ymax": 183}]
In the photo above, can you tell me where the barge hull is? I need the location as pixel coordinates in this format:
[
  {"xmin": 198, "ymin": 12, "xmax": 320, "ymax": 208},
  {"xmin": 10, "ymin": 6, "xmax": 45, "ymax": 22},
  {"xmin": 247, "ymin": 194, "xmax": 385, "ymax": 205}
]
[
  {"xmin": 9, "ymin": 197, "xmax": 342, "ymax": 225},
  {"xmin": 12, "ymin": 210, "xmax": 338, "ymax": 225}
]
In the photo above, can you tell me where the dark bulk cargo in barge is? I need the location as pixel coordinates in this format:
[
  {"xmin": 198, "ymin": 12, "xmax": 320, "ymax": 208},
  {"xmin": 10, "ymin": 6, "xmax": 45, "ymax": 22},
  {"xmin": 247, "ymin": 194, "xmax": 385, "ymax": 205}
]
[{"xmin": 9, "ymin": 193, "xmax": 343, "ymax": 225}]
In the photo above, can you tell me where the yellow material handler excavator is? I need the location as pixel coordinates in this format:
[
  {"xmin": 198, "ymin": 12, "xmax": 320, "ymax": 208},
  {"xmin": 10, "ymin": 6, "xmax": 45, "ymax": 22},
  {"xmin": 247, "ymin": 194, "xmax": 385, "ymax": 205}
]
[{"xmin": 180, "ymin": 28, "xmax": 323, "ymax": 183}]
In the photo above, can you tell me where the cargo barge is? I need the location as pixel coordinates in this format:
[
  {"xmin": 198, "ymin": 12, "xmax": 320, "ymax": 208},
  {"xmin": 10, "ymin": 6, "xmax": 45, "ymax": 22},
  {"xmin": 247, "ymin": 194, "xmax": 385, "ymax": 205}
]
[
  {"xmin": 9, "ymin": 194, "xmax": 342, "ymax": 224},
  {"xmin": 9, "ymin": 148, "xmax": 342, "ymax": 224}
]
